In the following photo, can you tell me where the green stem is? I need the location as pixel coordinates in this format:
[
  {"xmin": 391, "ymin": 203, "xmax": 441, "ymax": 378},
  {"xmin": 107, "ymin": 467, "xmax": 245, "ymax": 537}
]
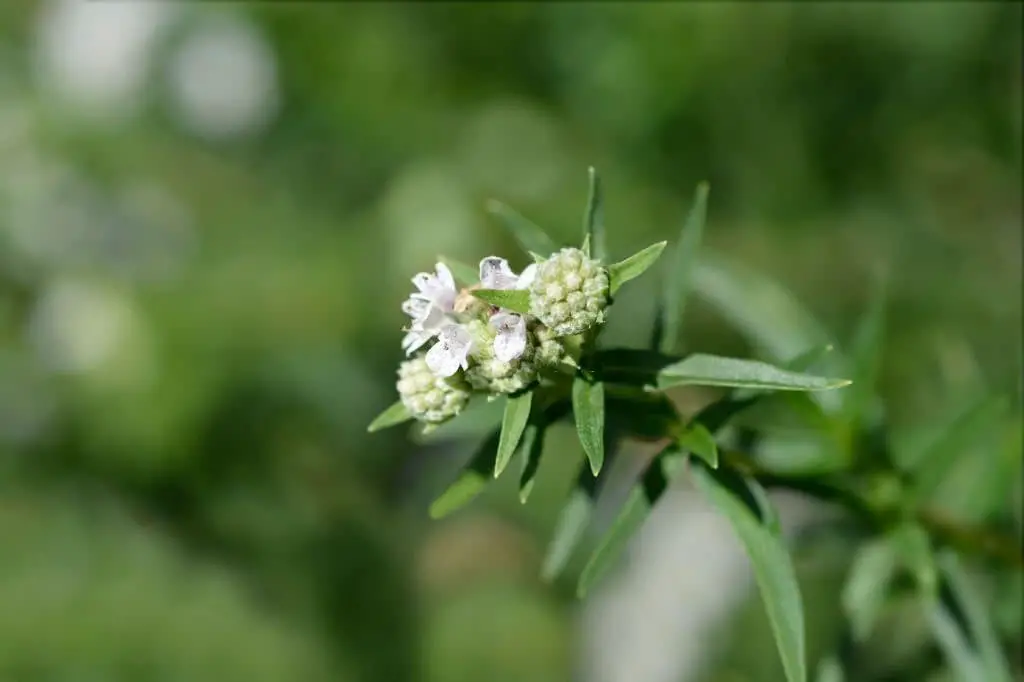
[{"xmin": 721, "ymin": 450, "xmax": 1023, "ymax": 570}]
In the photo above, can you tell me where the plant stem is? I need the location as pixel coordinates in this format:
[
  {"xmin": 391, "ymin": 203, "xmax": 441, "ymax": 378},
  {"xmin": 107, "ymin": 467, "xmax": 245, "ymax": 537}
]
[{"xmin": 722, "ymin": 450, "xmax": 1023, "ymax": 570}]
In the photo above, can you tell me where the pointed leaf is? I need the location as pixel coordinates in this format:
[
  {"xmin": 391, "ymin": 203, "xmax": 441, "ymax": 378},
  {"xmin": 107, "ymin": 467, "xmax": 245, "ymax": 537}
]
[
  {"xmin": 693, "ymin": 463, "xmax": 807, "ymax": 682},
  {"xmin": 658, "ymin": 354, "xmax": 850, "ymax": 392},
  {"xmin": 541, "ymin": 479, "xmax": 595, "ymax": 582},
  {"xmin": 814, "ymin": 658, "xmax": 844, "ymax": 682},
  {"xmin": 676, "ymin": 420, "xmax": 718, "ymax": 468},
  {"xmin": 693, "ymin": 252, "xmax": 835, "ymax": 363},
  {"xmin": 573, "ymin": 376, "xmax": 605, "ymax": 475},
  {"xmin": 471, "ymin": 288, "xmax": 530, "ymax": 314},
  {"xmin": 577, "ymin": 450, "xmax": 683, "ymax": 596},
  {"xmin": 429, "ymin": 429, "xmax": 499, "ymax": 519},
  {"xmin": 486, "ymin": 199, "xmax": 558, "ymax": 256},
  {"xmin": 367, "ymin": 400, "xmax": 413, "ymax": 433},
  {"xmin": 656, "ymin": 182, "xmax": 709, "ymax": 354},
  {"xmin": 583, "ymin": 167, "xmax": 606, "ymax": 260},
  {"xmin": 517, "ymin": 422, "xmax": 546, "ymax": 503},
  {"xmin": 608, "ymin": 241, "xmax": 668, "ymax": 295},
  {"xmin": 842, "ymin": 274, "xmax": 887, "ymax": 424},
  {"xmin": 910, "ymin": 396, "xmax": 1009, "ymax": 503},
  {"xmin": 494, "ymin": 391, "xmax": 533, "ymax": 478},
  {"xmin": 842, "ymin": 538, "xmax": 898, "ymax": 642},
  {"xmin": 437, "ymin": 256, "xmax": 479, "ymax": 287},
  {"xmin": 935, "ymin": 552, "xmax": 1014, "ymax": 682}
]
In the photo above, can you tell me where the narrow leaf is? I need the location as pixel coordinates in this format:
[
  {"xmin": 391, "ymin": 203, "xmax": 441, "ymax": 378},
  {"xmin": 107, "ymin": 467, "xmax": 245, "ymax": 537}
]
[
  {"xmin": 367, "ymin": 400, "xmax": 412, "ymax": 433},
  {"xmin": 936, "ymin": 552, "xmax": 1014, "ymax": 682},
  {"xmin": 494, "ymin": 391, "xmax": 533, "ymax": 478},
  {"xmin": 517, "ymin": 422, "xmax": 546, "ymax": 503},
  {"xmin": 577, "ymin": 450, "xmax": 682, "ymax": 596},
  {"xmin": 676, "ymin": 420, "xmax": 718, "ymax": 468},
  {"xmin": 910, "ymin": 396, "xmax": 1009, "ymax": 503},
  {"xmin": 429, "ymin": 430, "xmax": 500, "ymax": 519},
  {"xmin": 658, "ymin": 353, "xmax": 851, "ymax": 392},
  {"xmin": 583, "ymin": 167, "xmax": 606, "ymax": 260},
  {"xmin": 486, "ymin": 199, "xmax": 559, "ymax": 256},
  {"xmin": 608, "ymin": 241, "xmax": 668, "ymax": 295},
  {"xmin": 437, "ymin": 256, "xmax": 479, "ymax": 287},
  {"xmin": 842, "ymin": 538, "xmax": 898, "ymax": 642},
  {"xmin": 573, "ymin": 376, "xmax": 605, "ymax": 475},
  {"xmin": 842, "ymin": 274, "xmax": 887, "ymax": 425},
  {"xmin": 472, "ymin": 288, "xmax": 530, "ymax": 314},
  {"xmin": 692, "ymin": 252, "xmax": 835, "ymax": 363},
  {"xmin": 814, "ymin": 658, "xmax": 844, "ymax": 682},
  {"xmin": 656, "ymin": 182, "xmax": 709, "ymax": 354},
  {"xmin": 693, "ymin": 463, "xmax": 807, "ymax": 682},
  {"xmin": 541, "ymin": 478, "xmax": 595, "ymax": 582},
  {"xmin": 928, "ymin": 602, "xmax": 990, "ymax": 682},
  {"xmin": 891, "ymin": 523, "xmax": 937, "ymax": 594},
  {"xmin": 593, "ymin": 348, "xmax": 682, "ymax": 386}
]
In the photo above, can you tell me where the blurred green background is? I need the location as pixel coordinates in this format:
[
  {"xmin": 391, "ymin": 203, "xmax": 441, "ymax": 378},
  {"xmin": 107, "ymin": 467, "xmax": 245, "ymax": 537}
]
[{"xmin": 0, "ymin": 2, "xmax": 1020, "ymax": 681}]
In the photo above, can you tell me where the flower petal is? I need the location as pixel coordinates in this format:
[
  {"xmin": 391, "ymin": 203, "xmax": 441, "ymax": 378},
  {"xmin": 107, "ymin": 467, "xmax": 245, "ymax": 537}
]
[
  {"xmin": 402, "ymin": 329, "xmax": 432, "ymax": 355},
  {"xmin": 435, "ymin": 262, "xmax": 456, "ymax": 292},
  {"xmin": 479, "ymin": 256, "xmax": 519, "ymax": 290},
  {"xmin": 491, "ymin": 313, "xmax": 527, "ymax": 362},
  {"xmin": 425, "ymin": 324, "xmax": 472, "ymax": 377},
  {"xmin": 402, "ymin": 296, "xmax": 430, "ymax": 320},
  {"xmin": 515, "ymin": 263, "xmax": 538, "ymax": 290}
]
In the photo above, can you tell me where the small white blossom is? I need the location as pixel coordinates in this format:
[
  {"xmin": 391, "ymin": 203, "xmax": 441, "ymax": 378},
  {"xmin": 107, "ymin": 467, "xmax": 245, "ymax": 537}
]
[
  {"xmin": 490, "ymin": 312, "xmax": 527, "ymax": 363},
  {"xmin": 425, "ymin": 323, "xmax": 473, "ymax": 378},
  {"xmin": 410, "ymin": 262, "xmax": 457, "ymax": 313},
  {"xmin": 477, "ymin": 256, "xmax": 536, "ymax": 362},
  {"xmin": 401, "ymin": 262, "xmax": 461, "ymax": 358}
]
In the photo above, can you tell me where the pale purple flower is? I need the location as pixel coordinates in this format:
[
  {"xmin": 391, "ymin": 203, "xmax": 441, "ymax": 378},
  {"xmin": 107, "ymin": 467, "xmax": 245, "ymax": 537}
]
[{"xmin": 478, "ymin": 256, "xmax": 536, "ymax": 362}]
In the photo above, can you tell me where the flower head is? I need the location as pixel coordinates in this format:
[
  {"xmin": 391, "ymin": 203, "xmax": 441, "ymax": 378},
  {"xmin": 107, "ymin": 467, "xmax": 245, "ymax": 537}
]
[
  {"xmin": 529, "ymin": 247, "xmax": 609, "ymax": 336},
  {"xmin": 477, "ymin": 256, "xmax": 537, "ymax": 363},
  {"xmin": 464, "ymin": 318, "xmax": 537, "ymax": 395},
  {"xmin": 424, "ymin": 323, "xmax": 473, "ymax": 378},
  {"xmin": 397, "ymin": 356, "xmax": 470, "ymax": 423}
]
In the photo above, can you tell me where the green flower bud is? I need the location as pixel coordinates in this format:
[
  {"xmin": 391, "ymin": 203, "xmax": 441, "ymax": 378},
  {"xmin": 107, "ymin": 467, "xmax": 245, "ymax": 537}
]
[
  {"xmin": 464, "ymin": 319, "xmax": 538, "ymax": 395},
  {"xmin": 529, "ymin": 247, "xmax": 609, "ymax": 336},
  {"xmin": 397, "ymin": 356, "xmax": 470, "ymax": 424},
  {"xmin": 532, "ymin": 323, "xmax": 578, "ymax": 368}
]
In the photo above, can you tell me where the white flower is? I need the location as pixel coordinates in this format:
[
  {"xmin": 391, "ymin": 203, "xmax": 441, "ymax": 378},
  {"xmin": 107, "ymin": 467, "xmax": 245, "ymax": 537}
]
[
  {"xmin": 478, "ymin": 256, "xmax": 536, "ymax": 363},
  {"xmin": 401, "ymin": 262, "xmax": 460, "ymax": 356},
  {"xmin": 410, "ymin": 262, "xmax": 457, "ymax": 313},
  {"xmin": 425, "ymin": 323, "xmax": 473, "ymax": 378}
]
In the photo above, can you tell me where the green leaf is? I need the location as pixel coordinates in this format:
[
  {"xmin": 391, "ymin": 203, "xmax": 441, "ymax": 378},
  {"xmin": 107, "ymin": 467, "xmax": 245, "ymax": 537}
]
[
  {"xmin": 593, "ymin": 348, "xmax": 682, "ymax": 385},
  {"xmin": 655, "ymin": 182, "xmax": 709, "ymax": 354},
  {"xmin": 486, "ymin": 199, "xmax": 559, "ymax": 257},
  {"xmin": 928, "ymin": 603, "xmax": 990, "ymax": 682},
  {"xmin": 572, "ymin": 376, "xmax": 605, "ymax": 475},
  {"xmin": 583, "ymin": 167, "xmax": 606, "ymax": 260},
  {"xmin": 935, "ymin": 552, "xmax": 1014, "ymax": 682},
  {"xmin": 693, "ymin": 463, "xmax": 807, "ymax": 682},
  {"xmin": 367, "ymin": 400, "xmax": 413, "ymax": 433},
  {"xmin": 676, "ymin": 420, "xmax": 718, "ymax": 468},
  {"xmin": 842, "ymin": 274, "xmax": 887, "ymax": 425},
  {"xmin": 657, "ymin": 354, "xmax": 851, "ymax": 392},
  {"xmin": 909, "ymin": 396, "xmax": 1009, "ymax": 503},
  {"xmin": 891, "ymin": 523, "xmax": 937, "ymax": 594},
  {"xmin": 577, "ymin": 450, "xmax": 683, "ymax": 596},
  {"xmin": 692, "ymin": 252, "xmax": 835, "ymax": 363},
  {"xmin": 541, "ymin": 473, "xmax": 596, "ymax": 582},
  {"xmin": 438, "ymin": 256, "xmax": 479, "ymax": 287},
  {"xmin": 607, "ymin": 241, "xmax": 668, "ymax": 295},
  {"xmin": 471, "ymin": 288, "xmax": 531, "ymax": 314},
  {"xmin": 494, "ymin": 391, "xmax": 533, "ymax": 478},
  {"xmin": 517, "ymin": 422, "xmax": 546, "ymax": 503},
  {"xmin": 842, "ymin": 538, "xmax": 898, "ymax": 642},
  {"xmin": 814, "ymin": 657, "xmax": 844, "ymax": 682},
  {"xmin": 428, "ymin": 429, "xmax": 500, "ymax": 519}
]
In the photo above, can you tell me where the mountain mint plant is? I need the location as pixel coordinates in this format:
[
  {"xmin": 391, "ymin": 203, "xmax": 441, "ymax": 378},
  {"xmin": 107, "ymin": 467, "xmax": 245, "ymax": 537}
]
[{"xmin": 368, "ymin": 169, "xmax": 1022, "ymax": 682}]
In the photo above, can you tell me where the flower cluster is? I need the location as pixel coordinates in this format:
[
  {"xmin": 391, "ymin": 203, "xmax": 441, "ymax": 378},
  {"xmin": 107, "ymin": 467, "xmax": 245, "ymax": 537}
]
[{"xmin": 396, "ymin": 249, "xmax": 609, "ymax": 424}]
